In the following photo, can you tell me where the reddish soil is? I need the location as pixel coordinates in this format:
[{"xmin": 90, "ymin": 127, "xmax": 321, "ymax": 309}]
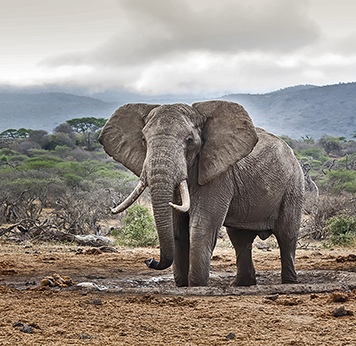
[{"xmin": 1, "ymin": 242, "xmax": 356, "ymax": 345}]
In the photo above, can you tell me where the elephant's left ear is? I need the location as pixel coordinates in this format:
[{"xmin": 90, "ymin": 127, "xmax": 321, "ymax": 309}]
[{"xmin": 192, "ymin": 100, "xmax": 258, "ymax": 185}]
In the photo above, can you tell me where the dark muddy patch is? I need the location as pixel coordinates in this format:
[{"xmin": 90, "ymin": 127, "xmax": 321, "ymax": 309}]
[
  {"xmin": 65, "ymin": 269, "xmax": 356, "ymax": 297},
  {"xmin": 5, "ymin": 269, "xmax": 356, "ymax": 296}
]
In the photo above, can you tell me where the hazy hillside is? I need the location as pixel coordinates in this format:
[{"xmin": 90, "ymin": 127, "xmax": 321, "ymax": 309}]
[
  {"xmin": 0, "ymin": 92, "xmax": 118, "ymax": 133},
  {"xmin": 221, "ymin": 83, "xmax": 356, "ymax": 139},
  {"xmin": 0, "ymin": 82, "xmax": 355, "ymax": 138}
]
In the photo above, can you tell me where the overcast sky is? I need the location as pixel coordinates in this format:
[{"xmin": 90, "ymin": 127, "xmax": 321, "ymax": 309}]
[{"xmin": 1, "ymin": 0, "xmax": 356, "ymax": 95}]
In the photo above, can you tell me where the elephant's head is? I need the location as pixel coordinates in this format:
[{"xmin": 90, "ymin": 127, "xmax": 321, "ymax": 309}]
[{"xmin": 99, "ymin": 101, "xmax": 258, "ymax": 270}]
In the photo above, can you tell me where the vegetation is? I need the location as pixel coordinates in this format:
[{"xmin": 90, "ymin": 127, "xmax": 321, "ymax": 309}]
[
  {"xmin": 323, "ymin": 216, "xmax": 356, "ymax": 248},
  {"xmin": 2, "ymin": 116, "xmax": 356, "ymax": 248},
  {"xmin": 111, "ymin": 205, "xmax": 158, "ymax": 247},
  {"xmin": 0, "ymin": 117, "xmax": 143, "ymax": 240}
]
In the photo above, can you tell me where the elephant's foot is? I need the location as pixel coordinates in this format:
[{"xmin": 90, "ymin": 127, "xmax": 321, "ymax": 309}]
[
  {"xmin": 230, "ymin": 276, "xmax": 256, "ymax": 287},
  {"xmin": 175, "ymin": 281, "xmax": 188, "ymax": 287},
  {"xmin": 187, "ymin": 275, "xmax": 209, "ymax": 287},
  {"xmin": 281, "ymin": 268, "xmax": 298, "ymax": 284},
  {"xmin": 173, "ymin": 276, "xmax": 189, "ymax": 287},
  {"xmin": 188, "ymin": 280, "xmax": 209, "ymax": 287},
  {"xmin": 281, "ymin": 277, "xmax": 298, "ymax": 284}
]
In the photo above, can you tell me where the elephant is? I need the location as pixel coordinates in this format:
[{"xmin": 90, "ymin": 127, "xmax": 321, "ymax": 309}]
[{"xmin": 99, "ymin": 100, "xmax": 304, "ymax": 287}]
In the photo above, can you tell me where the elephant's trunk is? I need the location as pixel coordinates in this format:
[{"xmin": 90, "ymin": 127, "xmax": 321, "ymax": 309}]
[
  {"xmin": 145, "ymin": 178, "xmax": 176, "ymax": 270},
  {"xmin": 145, "ymin": 179, "xmax": 190, "ymax": 270},
  {"xmin": 142, "ymin": 143, "xmax": 190, "ymax": 270}
]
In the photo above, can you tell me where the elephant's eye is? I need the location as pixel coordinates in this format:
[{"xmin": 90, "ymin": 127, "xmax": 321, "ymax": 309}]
[
  {"xmin": 186, "ymin": 136, "xmax": 194, "ymax": 146},
  {"xmin": 142, "ymin": 136, "xmax": 146, "ymax": 147}
]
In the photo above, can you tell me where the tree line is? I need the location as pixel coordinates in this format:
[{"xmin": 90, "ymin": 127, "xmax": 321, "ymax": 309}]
[
  {"xmin": 0, "ymin": 117, "xmax": 141, "ymax": 243},
  {"xmin": 1, "ymin": 118, "xmax": 356, "ymax": 246}
]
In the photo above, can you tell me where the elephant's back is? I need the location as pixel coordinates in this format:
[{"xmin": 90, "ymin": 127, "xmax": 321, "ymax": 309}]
[{"xmin": 241, "ymin": 127, "xmax": 301, "ymax": 177}]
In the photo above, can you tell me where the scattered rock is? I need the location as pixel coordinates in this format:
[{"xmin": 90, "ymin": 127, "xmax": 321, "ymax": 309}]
[
  {"xmin": 99, "ymin": 246, "xmax": 117, "ymax": 253},
  {"xmin": 87, "ymin": 298, "xmax": 102, "ymax": 305},
  {"xmin": 264, "ymin": 294, "xmax": 279, "ymax": 301},
  {"xmin": 20, "ymin": 324, "xmax": 33, "ymax": 334},
  {"xmin": 76, "ymin": 282, "xmax": 103, "ymax": 291},
  {"xmin": 74, "ymin": 235, "xmax": 112, "ymax": 247},
  {"xmin": 332, "ymin": 306, "xmax": 353, "ymax": 317},
  {"xmin": 13, "ymin": 321, "xmax": 23, "ymax": 327},
  {"xmin": 226, "ymin": 332, "xmax": 236, "ymax": 340},
  {"xmin": 40, "ymin": 273, "xmax": 74, "ymax": 288}
]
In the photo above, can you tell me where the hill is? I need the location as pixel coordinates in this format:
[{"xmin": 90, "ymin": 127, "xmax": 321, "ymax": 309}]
[
  {"xmin": 0, "ymin": 92, "xmax": 118, "ymax": 133},
  {"xmin": 220, "ymin": 83, "xmax": 356, "ymax": 139},
  {"xmin": 0, "ymin": 82, "xmax": 356, "ymax": 138}
]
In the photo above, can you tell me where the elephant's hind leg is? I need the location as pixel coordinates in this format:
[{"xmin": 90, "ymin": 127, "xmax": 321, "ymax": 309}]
[
  {"xmin": 273, "ymin": 193, "xmax": 301, "ymax": 284},
  {"xmin": 273, "ymin": 228, "xmax": 298, "ymax": 284},
  {"xmin": 227, "ymin": 228, "xmax": 257, "ymax": 286}
]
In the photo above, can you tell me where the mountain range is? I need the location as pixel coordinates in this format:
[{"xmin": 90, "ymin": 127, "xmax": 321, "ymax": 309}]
[{"xmin": 0, "ymin": 82, "xmax": 355, "ymax": 139}]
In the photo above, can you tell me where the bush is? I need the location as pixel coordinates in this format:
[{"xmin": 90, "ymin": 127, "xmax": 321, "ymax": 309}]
[
  {"xmin": 323, "ymin": 216, "xmax": 356, "ymax": 247},
  {"xmin": 325, "ymin": 170, "xmax": 356, "ymax": 194},
  {"xmin": 300, "ymin": 193, "xmax": 356, "ymax": 241},
  {"xmin": 299, "ymin": 148, "xmax": 328, "ymax": 163},
  {"xmin": 112, "ymin": 205, "xmax": 158, "ymax": 247}
]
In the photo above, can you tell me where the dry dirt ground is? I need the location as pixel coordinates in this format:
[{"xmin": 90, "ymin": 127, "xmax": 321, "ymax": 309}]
[{"xmin": 1, "ymin": 241, "xmax": 356, "ymax": 345}]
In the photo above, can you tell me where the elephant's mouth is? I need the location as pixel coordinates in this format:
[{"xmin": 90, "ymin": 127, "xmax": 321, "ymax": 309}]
[{"xmin": 111, "ymin": 179, "xmax": 190, "ymax": 214}]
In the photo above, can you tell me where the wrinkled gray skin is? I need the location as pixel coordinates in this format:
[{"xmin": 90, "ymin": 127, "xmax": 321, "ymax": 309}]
[{"xmin": 99, "ymin": 101, "xmax": 304, "ymax": 287}]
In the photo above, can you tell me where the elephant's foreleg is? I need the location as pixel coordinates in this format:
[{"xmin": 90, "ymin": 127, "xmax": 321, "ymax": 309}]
[
  {"xmin": 173, "ymin": 211, "xmax": 190, "ymax": 287},
  {"xmin": 227, "ymin": 228, "xmax": 257, "ymax": 286},
  {"xmin": 188, "ymin": 215, "xmax": 224, "ymax": 287}
]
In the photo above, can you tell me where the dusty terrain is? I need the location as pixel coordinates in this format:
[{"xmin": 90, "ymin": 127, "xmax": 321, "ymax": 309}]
[{"xmin": 1, "ymin": 241, "xmax": 356, "ymax": 345}]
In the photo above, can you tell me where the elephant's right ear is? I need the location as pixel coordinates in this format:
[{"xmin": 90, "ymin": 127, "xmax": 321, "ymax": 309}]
[{"xmin": 99, "ymin": 103, "xmax": 159, "ymax": 177}]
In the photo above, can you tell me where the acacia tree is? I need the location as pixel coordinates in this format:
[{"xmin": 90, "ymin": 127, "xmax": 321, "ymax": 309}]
[
  {"xmin": 318, "ymin": 135, "xmax": 344, "ymax": 156},
  {"xmin": 66, "ymin": 117, "xmax": 106, "ymax": 150},
  {"xmin": 0, "ymin": 128, "xmax": 32, "ymax": 139}
]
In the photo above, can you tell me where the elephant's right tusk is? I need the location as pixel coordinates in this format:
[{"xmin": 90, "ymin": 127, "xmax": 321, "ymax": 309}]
[
  {"xmin": 112, "ymin": 180, "xmax": 146, "ymax": 214},
  {"xmin": 169, "ymin": 180, "xmax": 190, "ymax": 213}
]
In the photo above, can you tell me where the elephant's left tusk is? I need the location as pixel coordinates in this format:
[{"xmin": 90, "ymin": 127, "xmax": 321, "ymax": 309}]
[
  {"xmin": 111, "ymin": 180, "xmax": 146, "ymax": 214},
  {"xmin": 169, "ymin": 180, "xmax": 190, "ymax": 213}
]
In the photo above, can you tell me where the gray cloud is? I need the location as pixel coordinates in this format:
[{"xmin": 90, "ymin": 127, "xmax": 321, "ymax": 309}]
[{"xmin": 42, "ymin": 0, "xmax": 321, "ymax": 68}]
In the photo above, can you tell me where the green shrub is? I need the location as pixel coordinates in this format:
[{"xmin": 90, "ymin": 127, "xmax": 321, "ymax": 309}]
[
  {"xmin": 7, "ymin": 154, "xmax": 28, "ymax": 163},
  {"xmin": 326, "ymin": 170, "xmax": 356, "ymax": 194},
  {"xmin": 323, "ymin": 216, "xmax": 356, "ymax": 247},
  {"xmin": 299, "ymin": 148, "xmax": 328, "ymax": 163},
  {"xmin": 23, "ymin": 155, "xmax": 63, "ymax": 170},
  {"xmin": 112, "ymin": 205, "xmax": 158, "ymax": 247},
  {"xmin": 63, "ymin": 173, "xmax": 83, "ymax": 188},
  {"xmin": 0, "ymin": 148, "xmax": 19, "ymax": 156}
]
